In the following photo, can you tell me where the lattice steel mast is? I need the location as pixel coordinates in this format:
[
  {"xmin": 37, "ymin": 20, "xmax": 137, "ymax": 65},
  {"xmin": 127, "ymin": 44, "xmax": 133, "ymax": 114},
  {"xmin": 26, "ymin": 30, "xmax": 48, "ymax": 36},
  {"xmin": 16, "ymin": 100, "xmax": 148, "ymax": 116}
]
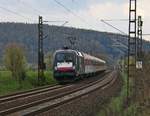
[
  {"xmin": 137, "ymin": 16, "xmax": 143, "ymax": 60},
  {"xmin": 38, "ymin": 16, "xmax": 45, "ymax": 85},
  {"xmin": 127, "ymin": 0, "xmax": 137, "ymax": 103}
]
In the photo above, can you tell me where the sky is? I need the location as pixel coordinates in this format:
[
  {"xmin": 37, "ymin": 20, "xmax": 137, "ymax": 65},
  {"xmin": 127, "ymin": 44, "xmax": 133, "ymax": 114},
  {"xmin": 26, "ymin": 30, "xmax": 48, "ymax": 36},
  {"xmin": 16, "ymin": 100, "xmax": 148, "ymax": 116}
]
[{"xmin": 0, "ymin": 0, "xmax": 150, "ymax": 41}]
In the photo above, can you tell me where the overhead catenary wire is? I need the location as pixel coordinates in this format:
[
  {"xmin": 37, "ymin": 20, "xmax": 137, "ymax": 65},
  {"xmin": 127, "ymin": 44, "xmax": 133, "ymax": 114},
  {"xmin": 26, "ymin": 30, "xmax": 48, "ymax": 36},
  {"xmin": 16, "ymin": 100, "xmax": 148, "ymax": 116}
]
[
  {"xmin": 43, "ymin": 20, "xmax": 69, "ymax": 28},
  {"xmin": 102, "ymin": 19, "xmax": 129, "ymax": 22},
  {"xmin": 101, "ymin": 19, "xmax": 150, "ymax": 38},
  {"xmin": 13, "ymin": 0, "xmax": 69, "ymax": 25},
  {"xmin": 142, "ymin": 34, "xmax": 150, "ymax": 36},
  {"xmin": 100, "ymin": 19, "xmax": 128, "ymax": 49},
  {"xmin": 102, "ymin": 19, "xmax": 140, "ymax": 22},
  {"xmin": 43, "ymin": 20, "xmax": 69, "ymax": 26},
  {"xmin": 53, "ymin": 0, "xmax": 94, "ymax": 28},
  {"xmin": 0, "ymin": 5, "xmax": 37, "ymax": 23},
  {"xmin": 43, "ymin": 20, "xmax": 68, "ymax": 23},
  {"xmin": 61, "ymin": 21, "xmax": 69, "ymax": 26},
  {"xmin": 42, "ymin": 18, "xmax": 69, "ymax": 40},
  {"xmin": 0, "ymin": 6, "xmax": 27, "ymax": 19},
  {"xmin": 17, "ymin": 0, "xmax": 43, "ymax": 16},
  {"xmin": 101, "ymin": 19, "xmax": 128, "ymax": 35}
]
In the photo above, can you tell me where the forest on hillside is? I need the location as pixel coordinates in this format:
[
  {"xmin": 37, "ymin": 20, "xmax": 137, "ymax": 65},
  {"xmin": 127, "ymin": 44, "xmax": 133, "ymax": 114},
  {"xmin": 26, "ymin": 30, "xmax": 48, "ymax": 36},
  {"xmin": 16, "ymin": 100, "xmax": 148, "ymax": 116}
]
[{"xmin": 0, "ymin": 23, "xmax": 150, "ymax": 66}]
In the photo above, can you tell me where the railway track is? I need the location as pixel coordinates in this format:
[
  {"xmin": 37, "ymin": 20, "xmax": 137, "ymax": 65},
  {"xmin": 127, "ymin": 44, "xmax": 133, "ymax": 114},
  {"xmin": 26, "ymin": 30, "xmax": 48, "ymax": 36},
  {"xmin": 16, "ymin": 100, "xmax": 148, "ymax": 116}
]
[
  {"xmin": 0, "ymin": 84, "xmax": 59, "ymax": 99},
  {"xmin": 0, "ymin": 71, "xmax": 117, "ymax": 116},
  {"xmin": 0, "ymin": 84, "xmax": 63, "ymax": 103},
  {"xmin": 0, "ymin": 84, "xmax": 74, "ymax": 112}
]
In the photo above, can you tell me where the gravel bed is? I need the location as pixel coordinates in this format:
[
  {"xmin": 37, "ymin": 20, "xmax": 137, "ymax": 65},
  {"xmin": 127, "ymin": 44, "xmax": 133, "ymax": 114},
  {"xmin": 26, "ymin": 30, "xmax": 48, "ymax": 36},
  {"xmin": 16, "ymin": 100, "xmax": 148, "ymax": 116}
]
[{"xmin": 37, "ymin": 72, "xmax": 121, "ymax": 116}]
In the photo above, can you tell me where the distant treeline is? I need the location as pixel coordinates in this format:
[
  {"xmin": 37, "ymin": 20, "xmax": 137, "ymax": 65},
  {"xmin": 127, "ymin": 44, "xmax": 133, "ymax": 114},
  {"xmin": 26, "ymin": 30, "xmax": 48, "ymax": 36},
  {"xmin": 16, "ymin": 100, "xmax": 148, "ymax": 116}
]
[{"xmin": 0, "ymin": 22, "xmax": 150, "ymax": 66}]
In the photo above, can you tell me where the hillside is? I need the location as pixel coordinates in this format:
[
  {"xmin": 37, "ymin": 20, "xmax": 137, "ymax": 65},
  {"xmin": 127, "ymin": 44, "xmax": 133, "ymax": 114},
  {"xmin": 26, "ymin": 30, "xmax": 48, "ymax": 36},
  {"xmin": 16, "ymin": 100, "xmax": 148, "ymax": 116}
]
[{"xmin": 0, "ymin": 23, "xmax": 150, "ymax": 65}]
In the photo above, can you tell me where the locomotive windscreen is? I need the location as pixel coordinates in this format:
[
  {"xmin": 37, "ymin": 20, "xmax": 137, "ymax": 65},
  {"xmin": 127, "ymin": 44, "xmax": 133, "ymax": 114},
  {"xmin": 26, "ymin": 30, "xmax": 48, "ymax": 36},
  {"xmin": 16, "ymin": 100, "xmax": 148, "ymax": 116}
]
[{"xmin": 55, "ymin": 52, "xmax": 75, "ymax": 64}]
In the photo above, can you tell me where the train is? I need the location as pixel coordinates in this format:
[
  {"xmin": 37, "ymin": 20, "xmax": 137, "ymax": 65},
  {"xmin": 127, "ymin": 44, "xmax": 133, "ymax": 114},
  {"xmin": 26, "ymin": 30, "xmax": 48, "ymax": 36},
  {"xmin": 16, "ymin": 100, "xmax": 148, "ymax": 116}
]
[{"xmin": 53, "ymin": 48, "xmax": 107, "ymax": 83}]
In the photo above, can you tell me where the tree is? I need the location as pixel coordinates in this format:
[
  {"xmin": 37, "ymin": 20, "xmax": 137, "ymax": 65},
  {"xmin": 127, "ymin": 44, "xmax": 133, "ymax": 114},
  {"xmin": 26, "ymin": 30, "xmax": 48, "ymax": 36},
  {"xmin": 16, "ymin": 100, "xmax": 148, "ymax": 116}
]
[
  {"xmin": 4, "ymin": 43, "xmax": 26, "ymax": 83},
  {"xmin": 45, "ymin": 52, "xmax": 53, "ymax": 70}
]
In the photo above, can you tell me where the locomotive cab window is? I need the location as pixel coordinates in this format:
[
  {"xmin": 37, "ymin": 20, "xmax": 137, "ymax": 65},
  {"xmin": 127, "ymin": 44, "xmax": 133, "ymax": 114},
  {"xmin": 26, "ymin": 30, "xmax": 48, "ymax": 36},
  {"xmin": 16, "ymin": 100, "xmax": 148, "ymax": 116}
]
[{"xmin": 55, "ymin": 52, "xmax": 75, "ymax": 64}]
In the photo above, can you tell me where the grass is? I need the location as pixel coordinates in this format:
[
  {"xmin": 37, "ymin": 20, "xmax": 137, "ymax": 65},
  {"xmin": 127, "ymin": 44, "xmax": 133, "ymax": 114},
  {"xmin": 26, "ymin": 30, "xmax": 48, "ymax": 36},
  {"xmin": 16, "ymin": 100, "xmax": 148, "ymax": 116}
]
[
  {"xmin": 97, "ymin": 71, "xmax": 137, "ymax": 116},
  {"xmin": 0, "ymin": 70, "xmax": 57, "ymax": 96},
  {"xmin": 97, "ymin": 54, "xmax": 150, "ymax": 116}
]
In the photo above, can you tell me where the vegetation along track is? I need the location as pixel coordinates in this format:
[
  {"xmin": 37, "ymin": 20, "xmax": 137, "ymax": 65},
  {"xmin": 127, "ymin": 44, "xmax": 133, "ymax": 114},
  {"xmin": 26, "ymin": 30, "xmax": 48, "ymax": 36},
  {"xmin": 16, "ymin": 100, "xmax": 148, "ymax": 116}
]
[{"xmin": 0, "ymin": 71, "xmax": 117, "ymax": 116}]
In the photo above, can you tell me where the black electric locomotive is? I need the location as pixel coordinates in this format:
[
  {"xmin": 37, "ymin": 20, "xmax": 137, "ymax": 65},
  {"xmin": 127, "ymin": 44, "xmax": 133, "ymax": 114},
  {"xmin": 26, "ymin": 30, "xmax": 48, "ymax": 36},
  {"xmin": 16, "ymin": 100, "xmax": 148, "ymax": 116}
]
[{"xmin": 53, "ymin": 49, "xmax": 106, "ymax": 83}]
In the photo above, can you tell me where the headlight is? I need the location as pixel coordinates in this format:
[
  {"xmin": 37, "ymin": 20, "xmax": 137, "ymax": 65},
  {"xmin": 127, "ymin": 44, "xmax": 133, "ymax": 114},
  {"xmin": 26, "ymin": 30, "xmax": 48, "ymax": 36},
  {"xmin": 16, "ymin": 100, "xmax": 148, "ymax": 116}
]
[
  {"xmin": 73, "ymin": 66, "xmax": 75, "ymax": 69},
  {"xmin": 54, "ymin": 66, "xmax": 57, "ymax": 70}
]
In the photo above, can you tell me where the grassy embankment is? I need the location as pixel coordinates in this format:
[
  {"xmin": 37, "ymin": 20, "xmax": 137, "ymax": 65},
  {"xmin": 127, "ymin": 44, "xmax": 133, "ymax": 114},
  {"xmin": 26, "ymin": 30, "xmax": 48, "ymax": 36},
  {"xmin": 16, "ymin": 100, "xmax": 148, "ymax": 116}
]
[
  {"xmin": 97, "ymin": 70, "xmax": 136, "ymax": 116},
  {"xmin": 97, "ymin": 53, "xmax": 150, "ymax": 116},
  {"xmin": 0, "ymin": 70, "xmax": 57, "ymax": 96}
]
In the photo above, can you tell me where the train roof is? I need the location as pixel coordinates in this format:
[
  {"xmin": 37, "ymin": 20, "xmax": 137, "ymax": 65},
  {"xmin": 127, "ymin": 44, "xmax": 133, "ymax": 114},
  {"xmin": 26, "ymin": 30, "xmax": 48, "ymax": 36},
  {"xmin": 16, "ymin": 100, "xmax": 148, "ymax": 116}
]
[
  {"xmin": 83, "ymin": 53, "xmax": 106, "ymax": 63},
  {"xmin": 54, "ymin": 49, "xmax": 106, "ymax": 63},
  {"xmin": 54, "ymin": 49, "xmax": 78, "ymax": 54}
]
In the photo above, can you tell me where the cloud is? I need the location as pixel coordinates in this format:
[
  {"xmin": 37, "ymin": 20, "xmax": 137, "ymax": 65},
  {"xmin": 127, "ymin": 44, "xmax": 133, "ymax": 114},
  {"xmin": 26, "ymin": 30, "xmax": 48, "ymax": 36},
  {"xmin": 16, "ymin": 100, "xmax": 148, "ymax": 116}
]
[
  {"xmin": 73, "ymin": 1, "xmax": 129, "ymax": 33},
  {"xmin": 0, "ymin": 0, "xmax": 149, "ymax": 41},
  {"xmin": 88, "ymin": 2, "xmax": 127, "ymax": 19}
]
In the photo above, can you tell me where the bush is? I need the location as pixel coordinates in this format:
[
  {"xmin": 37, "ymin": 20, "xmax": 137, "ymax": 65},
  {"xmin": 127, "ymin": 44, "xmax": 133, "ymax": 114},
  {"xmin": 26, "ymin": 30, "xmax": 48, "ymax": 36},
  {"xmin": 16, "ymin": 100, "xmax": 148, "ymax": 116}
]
[{"xmin": 4, "ymin": 43, "xmax": 27, "ymax": 84}]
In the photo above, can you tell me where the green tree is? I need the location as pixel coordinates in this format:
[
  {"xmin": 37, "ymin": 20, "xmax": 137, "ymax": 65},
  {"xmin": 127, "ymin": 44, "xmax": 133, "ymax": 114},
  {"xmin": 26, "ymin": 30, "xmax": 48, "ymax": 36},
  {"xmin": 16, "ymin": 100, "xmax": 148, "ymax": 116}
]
[
  {"xmin": 45, "ymin": 52, "xmax": 53, "ymax": 70},
  {"xmin": 4, "ymin": 43, "xmax": 27, "ymax": 84}
]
